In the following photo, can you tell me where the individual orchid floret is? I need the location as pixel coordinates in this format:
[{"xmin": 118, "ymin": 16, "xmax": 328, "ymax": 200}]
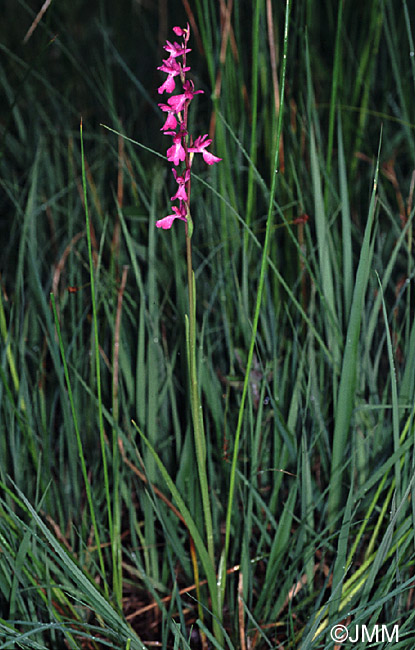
[
  {"xmin": 157, "ymin": 57, "xmax": 182, "ymax": 75},
  {"xmin": 157, "ymin": 58, "xmax": 190, "ymax": 94},
  {"xmin": 188, "ymin": 134, "xmax": 222, "ymax": 165},
  {"xmin": 156, "ymin": 203, "xmax": 187, "ymax": 229},
  {"xmin": 158, "ymin": 74, "xmax": 177, "ymax": 95},
  {"xmin": 171, "ymin": 168, "xmax": 191, "ymax": 202},
  {"xmin": 172, "ymin": 24, "xmax": 190, "ymax": 38},
  {"xmin": 165, "ymin": 128, "xmax": 187, "ymax": 166},
  {"xmin": 167, "ymin": 80, "xmax": 203, "ymax": 114},
  {"xmin": 158, "ymin": 103, "xmax": 178, "ymax": 131},
  {"xmin": 164, "ymin": 40, "xmax": 191, "ymax": 58}
]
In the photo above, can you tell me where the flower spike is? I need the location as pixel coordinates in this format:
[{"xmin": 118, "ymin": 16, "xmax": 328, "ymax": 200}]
[{"xmin": 156, "ymin": 24, "xmax": 221, "ymax": 233}]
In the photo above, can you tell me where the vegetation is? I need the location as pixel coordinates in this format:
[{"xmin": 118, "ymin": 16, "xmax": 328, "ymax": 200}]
[{"xmin": 1, "ymin": 0, "xmax": 415, "ymax": 647}]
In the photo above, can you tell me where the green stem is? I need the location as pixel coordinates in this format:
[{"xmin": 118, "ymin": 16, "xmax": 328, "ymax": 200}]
[
  {"xmin": 185, "ymin": 225, "xmax": 215, "ymax": 568},
  {"xmin": 185, "ymin": 224, "xmax": 222, "ymax": 642}
]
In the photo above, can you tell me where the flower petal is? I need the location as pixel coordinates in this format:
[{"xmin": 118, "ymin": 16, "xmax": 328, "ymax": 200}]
[
  {"xmin": 202, "ymin": 150, "xmax": 222, "ymax": 165},
  {"xmin": 156, "ymin": 204, "xmax": 187, "ymax": 229},
  {"xmin": 158, "ymin": 75, "xmax": 176, "ymax": 94},
  {"xmin": 156, "ymin": 215, "xmax": 177, "ymax": 229}
]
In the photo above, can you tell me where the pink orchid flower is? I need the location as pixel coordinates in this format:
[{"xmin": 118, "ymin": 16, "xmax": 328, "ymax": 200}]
[
  {"xmin": 164, "ymin": 129, "xmax": 186, "ymax": 166},
  {"xmin": 158, "ymin": 103, "xmax": 178, "ymax": 131},
  {"xmin": 158, "ymin": 74, "xmax": 177, "ymax": 95},
  {"xmin": 188, "ymin": 134, "xmax": 222, "ymax": 165},
  {"xmin": 164, "ymin": 40, "xmax": 191, "ymax": 58},
  {"xmin": 156, "ymin": 203, "xmax": 187, "ymax": 229},
  {"xmin": 171, "ymin": 168, "xmax": 191, "ymax": 202},
  {"xmin": 172, "ymin": 24, "xmax": 190, "ymax": 38},
  {"xmin": 157, "ymin": 58, "xmax": 190, "ymax": 94},
  {"xmin": 167, "ymin": 80, "xmax": 203, "ymax": 114}
]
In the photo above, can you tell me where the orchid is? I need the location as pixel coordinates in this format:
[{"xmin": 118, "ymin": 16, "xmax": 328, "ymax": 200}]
[
  {"xmin": 157, "ymin": 61, "xmax": 180, "ymax": 94},
  {"xmin": 155, "ymin": 25, "xmax": 222, "ymax": 640},
  {"xmin": 172, "ymin": 25, "xmax": 188, "ymax": 37},
  {"xmin": 156, "ymin": 23, "xmax": 221, "ymax": 231},
  {"xmin": 163, "ymin": 39, "xmax": 191, "ymax": 58},
  {"xmin": 189, "ymin": 134, "xmax": 223, "ymax": 165},
  {"xmin": 171, "ymin": 168, "xmax": 190, "ymax": 202},
  {"xmin": 158, "ymin": 103, "xmax": 178, "ymax": 131},
  {"xmin": 155, "ymin": 203, "xmax": 187, "ymax": 229},
  {"xmin": 157, "ymin": 74, "xmax": 176, "ymax": 95},
  {"xmin": 157, "ymin": 57, "xmax": 182, "ymax": 76},
  {"xmin": 167, "ymin": 80, "xmax": 203, "ymax": 114},
  {"xmin": 165, "ymin": 130, "xmax": 186, "ymax": 166}
]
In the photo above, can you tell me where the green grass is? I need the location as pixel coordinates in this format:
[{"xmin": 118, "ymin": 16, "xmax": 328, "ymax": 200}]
[{"xmin": 1, "ymin": 0, "xmax": 415, "ymax": 648}]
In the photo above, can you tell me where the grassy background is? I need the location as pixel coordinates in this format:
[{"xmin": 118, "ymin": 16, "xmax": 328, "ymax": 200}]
[{"xmin": 1, "ymin": 0, "xmax": 415, "ymax": 647}]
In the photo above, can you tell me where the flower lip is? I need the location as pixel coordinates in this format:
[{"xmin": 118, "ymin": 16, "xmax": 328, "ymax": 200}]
[
  {"xmin": 166, "ymin": 131, "xmax": 186, "ymax": 166},
  {"xmin": 201, "ymin": 150, "xmax": 222, "ymax": 165},
  {"xmin": 158, "ymin": 75, "xmax": 177, "ymax": 95},
  {"xmin": 156, "ymin": 203, "xmax": 187, "ymax": 229},
  {"xmin": 158, "ymin": 105, "xmax": 178, "ymax": 131}
]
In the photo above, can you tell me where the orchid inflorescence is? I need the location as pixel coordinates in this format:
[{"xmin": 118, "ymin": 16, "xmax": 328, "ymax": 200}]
[{"xmin": 156, "ymin": 24, "xmax": 221, "ymax": 231}]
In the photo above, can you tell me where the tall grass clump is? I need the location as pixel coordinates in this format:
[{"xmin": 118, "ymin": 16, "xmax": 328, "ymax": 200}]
[{"xmin": 1, "ymin": 0, "xmax": 415, "ymax": 648}]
